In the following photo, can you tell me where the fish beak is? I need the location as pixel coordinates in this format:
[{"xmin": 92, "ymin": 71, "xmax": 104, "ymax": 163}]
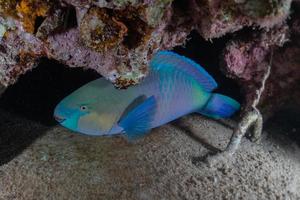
[{"xmin": 54, "ymin": 115, "xmax": 66, "ymax": 123}]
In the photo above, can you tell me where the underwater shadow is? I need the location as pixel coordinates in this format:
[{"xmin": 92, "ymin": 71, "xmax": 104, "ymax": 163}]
[
  {"xmin": 172, "ymin": 119, "xmax": 222, "ymax": 154},
  {"xmin": 0, "ymin": 58, "xmax": 99, "ymax": 165},
  {"xmin": 265, "ymin": 105, "xmax": 300, "ymax": 147}
]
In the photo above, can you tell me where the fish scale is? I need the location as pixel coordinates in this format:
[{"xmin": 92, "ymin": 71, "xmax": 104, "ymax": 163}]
[
  {"xmin": 54, "ymin": 51, "xmax": 240, "ymax": 139},
  {"xmin": 142, "ymin": 68, "xmax": 201, "ymax": 128}
]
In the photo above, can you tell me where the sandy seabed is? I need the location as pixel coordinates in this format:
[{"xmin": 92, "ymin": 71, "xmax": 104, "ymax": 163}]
[{"xmin": 0, "ymin": 106, "xmax": 299, "ymax": 200}]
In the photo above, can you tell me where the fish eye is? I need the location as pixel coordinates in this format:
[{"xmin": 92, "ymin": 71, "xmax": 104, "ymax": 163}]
[{"xmin": 80, "ymin": 105, "xmax": 88, "ymax": 111}]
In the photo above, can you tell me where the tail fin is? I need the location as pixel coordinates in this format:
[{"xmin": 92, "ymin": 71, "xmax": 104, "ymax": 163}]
[{"xmin": 198, "ymin": 93, "xmax": 240, "ymax": 119}]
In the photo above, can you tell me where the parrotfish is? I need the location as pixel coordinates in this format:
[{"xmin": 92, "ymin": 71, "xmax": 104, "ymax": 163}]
[{"xmin": 54, "ymin": 51, "xmax": 240, "ymax": 139}]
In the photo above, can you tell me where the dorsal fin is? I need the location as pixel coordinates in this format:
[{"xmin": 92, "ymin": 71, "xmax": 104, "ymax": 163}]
[{"xmin": 150, "ymin": 51, "xmax": 218, "ymax": 92}]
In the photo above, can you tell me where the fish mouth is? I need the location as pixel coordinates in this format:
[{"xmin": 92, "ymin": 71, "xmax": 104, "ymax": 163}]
[{"xmin": 54, "ymin": 115, "xmax": 66, "ymax": 123}]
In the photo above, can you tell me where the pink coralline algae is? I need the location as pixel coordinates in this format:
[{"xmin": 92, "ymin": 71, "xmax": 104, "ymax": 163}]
[
  {"xmin": 0, "ymin": 0, "xmax": 187, "ymax": 88},
  {"xmin": 222, "ymin": 25, "xmax": 288, "ymax": 82},
  {"xmin": 221, "ymin": 19, "xmax": 300, "ymax": 113},
  {"xmin": 193, "ymin": 0, "xmax": 292, "ymax": 39}
]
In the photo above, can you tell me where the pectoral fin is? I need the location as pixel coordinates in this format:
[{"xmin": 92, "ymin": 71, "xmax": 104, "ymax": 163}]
[{"xmin": 118, "ymin": 96, "xmax": 157, "ymax": 140}]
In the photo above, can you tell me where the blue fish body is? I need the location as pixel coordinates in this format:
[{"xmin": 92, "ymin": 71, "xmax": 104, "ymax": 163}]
[{"xmin": 54, "ymin": 51, "xmax": 240, "ymax": 139}]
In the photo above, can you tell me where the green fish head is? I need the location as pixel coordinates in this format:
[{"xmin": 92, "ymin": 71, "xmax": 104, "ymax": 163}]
[{"xmin": 53, "ymin": 81, "xmax": 118, "ymax": 136}]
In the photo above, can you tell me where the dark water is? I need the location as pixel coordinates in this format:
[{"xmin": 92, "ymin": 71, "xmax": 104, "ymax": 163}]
[
  {"xmin": 266, "ymin": 105, "xmax": 300, "ymax": 146},
  {"xmin": 0, "ymin": 59, "xmax": 99, "ymax": 165},
  {"xmin": 0, "ymin": 58, "xmax": 100, "ymax": 126}
]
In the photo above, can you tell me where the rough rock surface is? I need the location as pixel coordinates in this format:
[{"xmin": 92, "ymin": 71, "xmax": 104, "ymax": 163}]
[
  {"xmin": 193, "ymin": 0, "xmax": 292, "ymax": 39},
  {"xmin": 0, "ymin": 0, "xmax": 297, "ymax": 90},
  {"xmin": 0, "ymin": 0, "xmax": 189, "ymax": 88},
  {"xmin": 0, "ymin": 107, "xmax": 299, "ymax": 199},
  {"xmin": 221, "ymin": 7, "xmax": 300, "ymax": 112}
]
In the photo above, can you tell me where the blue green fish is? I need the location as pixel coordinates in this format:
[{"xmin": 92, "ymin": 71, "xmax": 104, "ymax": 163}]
[{"xmin": 54, "ymin": 51, "xmax": 240, "ymax": 139}]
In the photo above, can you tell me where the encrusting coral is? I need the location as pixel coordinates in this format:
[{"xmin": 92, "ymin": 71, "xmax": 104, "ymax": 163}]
[
  {"xmin": 193, "ymin": 0, "xmax": 292, "ymax": 39},
  {"xmin": 0, "ymin": 0, "xmax": 296, "ymax": 89},
  {"xmin": 0, "ymin": 0, "xmax": 184, "ymax": 88}
]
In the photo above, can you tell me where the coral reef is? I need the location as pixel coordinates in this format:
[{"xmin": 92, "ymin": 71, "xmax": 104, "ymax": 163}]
[
  {"xmin": 193, "ymin": 0, "xmax": 292, "ymax": 39},
  {"xmin": 221, "ymin": 8, "xmax": 300, "ymax": 114},
  {"xmin": 261, "ymin": 18, "xmax": 300, "ymax": 115},
  {"xmin": 0, "ymin": 3, "xmax": 299, "ymax": 197},
  {"xmin": 221, "ymin": 25, "xmax": 289, "ymax": 108},
  {"xmin": 0, "ymin": 0, "xmax": 186, "ymax": 88},
  {"xmin": 215, "ymin": 5, "xmax": 300, "ymax": 155},
  {"xmin": 0, "ymin": 0, "xmax": 291, "ymax": 87},
  {"xmin": 0, "ymin": 0, "xmax": 299, "ymax": 109},
  {"xmin": 0, "ymin": 1, "xmax": 299, "ymax": 185}
]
